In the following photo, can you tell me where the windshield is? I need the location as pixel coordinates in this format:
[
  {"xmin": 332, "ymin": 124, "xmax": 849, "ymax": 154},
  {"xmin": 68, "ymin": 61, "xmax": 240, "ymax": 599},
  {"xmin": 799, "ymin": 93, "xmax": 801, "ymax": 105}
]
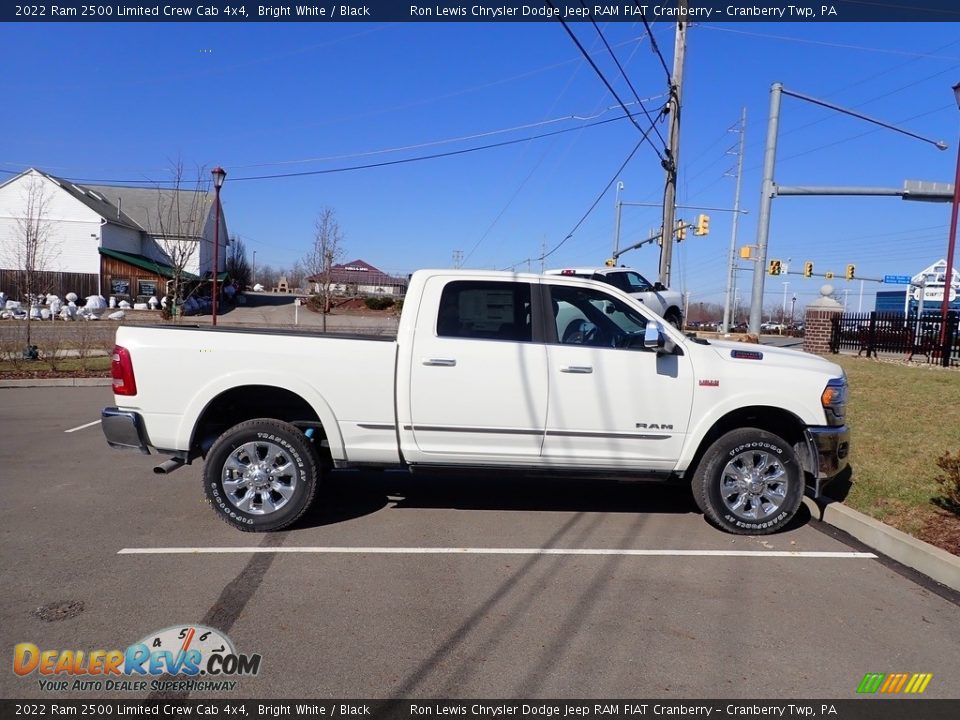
[{"xmin": 594, "ymin": 270, "xmax": 656, "ymax": 294}]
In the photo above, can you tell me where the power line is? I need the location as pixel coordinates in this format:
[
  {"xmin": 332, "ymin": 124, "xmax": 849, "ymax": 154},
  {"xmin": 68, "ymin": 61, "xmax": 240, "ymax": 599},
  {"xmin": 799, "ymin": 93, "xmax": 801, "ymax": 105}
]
[
  {"xmin": 220, "ymin": 101, "xmax": 661, "ymax": 170},
  {"xmin": 698, "ymin": 25, "xmax": 960, "ymax": 61},
  {"xmin": 229, "ymin": 116, "xmax": 629, "ymax": 182},
  {"xmin": 8, "ymin": 115, "xmax": 631, "ymax": 187},
  {"xmin": 548, "ymin": 1, "xmax": 667, "ymax": 163},
  {"xmin": 583, "ymin": 3, "xmax": 668, "ymax": 152},
  {"xmin": 635, "ymin": 2, "xmax": 672, "ymax": 84},
  {"xmin": 500, "ymin": 116, "xmax": 661, "ymax": 270},
  {"xmin": 464, "ymin": 25, "xmax": 657, "ymax": 267}
]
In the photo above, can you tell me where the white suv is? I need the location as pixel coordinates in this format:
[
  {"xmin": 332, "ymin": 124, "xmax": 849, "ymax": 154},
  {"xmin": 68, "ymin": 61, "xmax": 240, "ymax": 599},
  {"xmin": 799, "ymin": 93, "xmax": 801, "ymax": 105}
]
[{"xmin": 544, "ymin": 267, "xmax": 684, "ymax": 329}]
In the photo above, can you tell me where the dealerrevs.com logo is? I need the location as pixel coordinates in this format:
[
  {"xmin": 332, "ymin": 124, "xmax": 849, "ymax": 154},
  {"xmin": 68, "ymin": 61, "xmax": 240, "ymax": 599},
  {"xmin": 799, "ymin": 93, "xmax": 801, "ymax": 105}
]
[{"xmin": 13, "ymin": 625, "xmax": 261, "ymax": 693}]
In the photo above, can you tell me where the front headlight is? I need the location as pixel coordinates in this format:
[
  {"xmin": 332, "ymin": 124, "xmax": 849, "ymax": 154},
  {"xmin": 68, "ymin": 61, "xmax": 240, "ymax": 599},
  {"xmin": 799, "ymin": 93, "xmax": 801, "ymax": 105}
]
[{"xmin": 820, "ymin": 377, "xmax": 847, "ymax": 426}]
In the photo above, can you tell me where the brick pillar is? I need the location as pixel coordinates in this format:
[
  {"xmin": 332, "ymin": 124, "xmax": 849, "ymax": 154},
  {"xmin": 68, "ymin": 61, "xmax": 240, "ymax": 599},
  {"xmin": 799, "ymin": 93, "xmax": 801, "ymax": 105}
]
[{"xmin": 803, "ymin": 308, "xmax": 841, "ymax": 356}]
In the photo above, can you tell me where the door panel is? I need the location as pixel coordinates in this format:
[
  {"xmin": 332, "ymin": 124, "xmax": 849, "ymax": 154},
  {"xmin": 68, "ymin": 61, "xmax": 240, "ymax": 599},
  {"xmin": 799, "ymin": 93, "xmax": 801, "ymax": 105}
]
[
  {"xmin": 542, "ymin": 283, "xmax": 693, "ymax": 469},
  {"xmin": 407, "ymin": 278, "xmax": 548, "ymax": 460}
]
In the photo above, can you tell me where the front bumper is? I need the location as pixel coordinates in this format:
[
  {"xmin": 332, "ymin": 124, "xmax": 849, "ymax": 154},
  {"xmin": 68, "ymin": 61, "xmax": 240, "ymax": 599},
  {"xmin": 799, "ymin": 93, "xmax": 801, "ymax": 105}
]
[
  {"xmin": 101, "ymin": 407, "xmax": 151, "ymax": 455},
  {"xmin": 804, "ymin": 425, "xmax": 850, "ymax": 496}
]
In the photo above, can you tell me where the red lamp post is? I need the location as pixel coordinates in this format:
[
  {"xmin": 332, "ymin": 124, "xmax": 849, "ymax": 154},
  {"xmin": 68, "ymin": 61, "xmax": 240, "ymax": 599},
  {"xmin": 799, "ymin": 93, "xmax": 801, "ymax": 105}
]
[
  {"xmin": 211, "ymin": 166, "xmax": 226, "ymax": 326},
  {"xmin": 938, "ymin": 83, "xmax": 960, "ymax": 364}
]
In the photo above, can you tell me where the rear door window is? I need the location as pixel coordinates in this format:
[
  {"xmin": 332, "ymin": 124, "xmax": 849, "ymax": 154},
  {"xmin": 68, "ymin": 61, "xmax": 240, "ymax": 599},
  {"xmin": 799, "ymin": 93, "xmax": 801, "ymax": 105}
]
[{"xmin": 436, "ymin": 281, "xmax": 533, "ymax": 342}]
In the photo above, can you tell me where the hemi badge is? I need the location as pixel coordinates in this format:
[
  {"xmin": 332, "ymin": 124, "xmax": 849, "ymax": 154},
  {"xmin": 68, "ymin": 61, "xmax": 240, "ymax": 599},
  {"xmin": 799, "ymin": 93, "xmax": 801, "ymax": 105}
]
[
  {"xmin": 731, "ymin": 350, "xmax": 764, "ymax": 360},
  {"xmin": 699, "ymin": 379, "xmax": 719, "ymax": 387}
]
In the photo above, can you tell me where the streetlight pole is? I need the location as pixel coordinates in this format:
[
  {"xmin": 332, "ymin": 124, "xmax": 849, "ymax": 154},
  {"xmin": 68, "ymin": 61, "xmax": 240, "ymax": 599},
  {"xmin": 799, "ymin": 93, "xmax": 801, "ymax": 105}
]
[
  {"xmin": 938, "ymin": 82, "xmax": 960, "ymax": 362},
  {"xmin": 612, "ymin": 181, "xmax": 624, "ymax": 260},
  {"xmin": 211, "ymin": 166, "xmax": 226, "ymax": 326},
  {"xmin": 782, "ymin": 281, "xmax": 790, "ymax": 323},
  {"xmin": 252, "ymin": 249, "xmax": 257, "ymax": 287}
]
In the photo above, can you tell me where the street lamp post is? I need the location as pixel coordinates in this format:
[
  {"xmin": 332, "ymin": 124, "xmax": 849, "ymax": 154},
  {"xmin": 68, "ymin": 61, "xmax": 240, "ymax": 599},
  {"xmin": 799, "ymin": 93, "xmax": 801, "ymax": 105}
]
[
  {"xmin": 938, "ymin": 82, "xmax": 960, "ymax": 363},
  {"xmin": 612, "ymin": 181, "xmax": 624, "ymax": 260},
  {"xmin": 211, "ymin": 166, "xmax": 226, "ymax": 326},
  {"xmin": 252, "ymin": 249, "xmax": 257, "ymax": 287}
]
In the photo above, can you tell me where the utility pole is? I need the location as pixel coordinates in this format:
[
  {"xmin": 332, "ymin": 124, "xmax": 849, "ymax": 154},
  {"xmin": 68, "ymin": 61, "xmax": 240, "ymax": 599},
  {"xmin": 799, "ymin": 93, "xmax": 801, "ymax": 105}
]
[
  {"xmin": 658, "ymin": 4, "xmax": 687, "ymax": 288},
  {"xmin": 452, "ymin": 250, "xmax": 463, "ymax": 269},
  {"xmin": 790, "ymin": 295, "xmax": 796, "ymax": 325},
  {"xmin": 612, "ymin": 181, "xmax": 624, "ymax": 259},
  {"xmin": 781, "ymin": 281, "xmax": 790, "ymax": 322},
  {"xmin": 858, "ymin": 279, "xmax": 864, "ymax": 312},
  {"xmin": 721, "ymin": 108, "xmax": 747, "ymax": 333},
  {"xmin": 540, "ymin": 237, "xmax": 547, "ymax": 273}
]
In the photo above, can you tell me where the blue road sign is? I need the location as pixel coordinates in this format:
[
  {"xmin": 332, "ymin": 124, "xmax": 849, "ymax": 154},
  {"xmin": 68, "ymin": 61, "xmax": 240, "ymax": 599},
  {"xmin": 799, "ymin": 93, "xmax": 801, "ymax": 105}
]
[{"xmin": 883, "ymin": 275, "xmax": 911, "ymax": 284}]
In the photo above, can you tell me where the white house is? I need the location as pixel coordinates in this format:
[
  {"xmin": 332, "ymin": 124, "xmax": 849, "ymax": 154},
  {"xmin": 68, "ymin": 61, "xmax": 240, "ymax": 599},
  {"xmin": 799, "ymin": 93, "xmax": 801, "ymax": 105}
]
[{"xmin": 0, "ymin": 168, "xmax": 228, "ymax": 300}]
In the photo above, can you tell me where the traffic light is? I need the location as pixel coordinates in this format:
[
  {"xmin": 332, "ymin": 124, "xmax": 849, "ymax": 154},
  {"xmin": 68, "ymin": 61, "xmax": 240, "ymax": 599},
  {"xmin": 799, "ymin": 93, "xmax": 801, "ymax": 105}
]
[
  {"xmin": 768, "ymin": 259, "xmax": 782, "ymax": 276},
  {"xmin": 605, "ymin": 258, "xmax": 616, "ymax": 267},
  {"xmin": 846, "ymin": 264, "xmax": 855, "ymax": 280},
  {"xmin": 676, "ymin": 220, "xmax": 687, "ymax": 241},
  {"xmin": 695, "ymin": 214, "xmax": 710, "ymax": 236},
  {"xmin": 825, "ymin": 271, "xmax": 834, "ymax": 280},
  {"xmin": 739, "ymin": 246, "xmax": 752, "ymax": 260},
  {"xmin": 803, "ymin": 261, "xmax": 814, "ymax": 278}
]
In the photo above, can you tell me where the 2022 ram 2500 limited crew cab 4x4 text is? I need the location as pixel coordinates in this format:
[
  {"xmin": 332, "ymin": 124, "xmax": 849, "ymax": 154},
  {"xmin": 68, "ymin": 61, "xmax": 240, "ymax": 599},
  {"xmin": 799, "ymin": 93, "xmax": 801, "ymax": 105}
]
[{"xmin": 101, "ymin": 269, "xmax": 849, "ymax": 535}]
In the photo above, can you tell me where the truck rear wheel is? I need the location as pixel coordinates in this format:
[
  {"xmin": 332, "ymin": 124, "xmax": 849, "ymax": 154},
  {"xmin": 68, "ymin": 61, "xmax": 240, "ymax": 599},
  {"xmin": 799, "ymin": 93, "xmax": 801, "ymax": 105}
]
[
  {"xmin": 692, "ymin": 428, "xmax": 803, "ymax": 535},
  {"xmin": 203, "ymin": 419, "xmax": 320, "ymax": 532}
]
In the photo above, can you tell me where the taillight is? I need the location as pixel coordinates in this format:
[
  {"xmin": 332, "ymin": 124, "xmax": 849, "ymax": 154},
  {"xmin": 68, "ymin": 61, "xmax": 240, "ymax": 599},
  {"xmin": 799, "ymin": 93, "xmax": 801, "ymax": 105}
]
[{"xmin": 111, "ymin": 345, "xmax": 137, "ymax": 396}]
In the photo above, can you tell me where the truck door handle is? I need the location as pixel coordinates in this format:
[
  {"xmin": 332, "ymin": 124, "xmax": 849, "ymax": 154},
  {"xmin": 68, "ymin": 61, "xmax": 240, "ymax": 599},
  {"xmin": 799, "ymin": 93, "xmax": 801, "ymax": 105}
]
[
  {"xmin": 560, "ymin": 365, "xmax": 593, "ymax": 374},
  {"xmin": 423, "ymin": 358, "xmax": 457, "ymax": 367}
]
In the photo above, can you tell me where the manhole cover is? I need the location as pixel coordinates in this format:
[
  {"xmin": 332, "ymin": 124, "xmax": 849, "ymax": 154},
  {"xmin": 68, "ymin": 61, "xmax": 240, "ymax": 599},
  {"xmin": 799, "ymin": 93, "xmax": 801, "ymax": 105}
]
[{"xmin": 34, "ymin": 600, "xmax": 84, "ymax": 622}]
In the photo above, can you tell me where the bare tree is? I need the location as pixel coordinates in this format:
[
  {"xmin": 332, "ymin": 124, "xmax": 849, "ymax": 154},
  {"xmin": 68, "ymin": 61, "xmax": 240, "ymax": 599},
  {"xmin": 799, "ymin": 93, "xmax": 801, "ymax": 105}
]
[
  {"xmin": 303, "ymin": 208, "xmax": 345, "ymax": 332},
  {"xmin": 286, "ymin": 259, "xmax": 305, "ymax": 291},
  {"xmin": 4, "ymin": 174, "xmax": 58, "ymax": 353},
  {"xmin": 154, "ymin": 162, "xmax": 211, "ymax": 319},
  {"xmin": 226, "ymin": 235, "xmax": 251, "ymax": 290}
]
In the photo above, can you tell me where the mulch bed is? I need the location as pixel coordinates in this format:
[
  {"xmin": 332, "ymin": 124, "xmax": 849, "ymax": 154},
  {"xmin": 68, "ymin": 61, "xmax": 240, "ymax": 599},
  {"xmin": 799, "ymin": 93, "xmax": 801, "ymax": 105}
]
[{"xmin": 918, "ymin": 510, "xmax": 960, "ymax": 556}]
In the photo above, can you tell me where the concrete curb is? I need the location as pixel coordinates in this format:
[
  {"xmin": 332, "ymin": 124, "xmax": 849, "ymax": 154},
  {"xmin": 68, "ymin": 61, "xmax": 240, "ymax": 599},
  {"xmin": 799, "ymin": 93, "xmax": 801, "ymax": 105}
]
[
  {"xmin": 803, "ymin": 496, "xmax": 960, "ymax": 592},
  {"xmin": 0, "ymin": 377, "xmax": 112, "ymax": 388}
]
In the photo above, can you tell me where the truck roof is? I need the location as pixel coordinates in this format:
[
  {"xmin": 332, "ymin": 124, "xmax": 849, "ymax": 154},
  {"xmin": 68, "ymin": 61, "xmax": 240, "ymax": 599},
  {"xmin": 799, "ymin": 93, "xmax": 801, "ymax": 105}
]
[{"xmin": 544, "ymin": 267, "xmax": 647, "ymax": 276}]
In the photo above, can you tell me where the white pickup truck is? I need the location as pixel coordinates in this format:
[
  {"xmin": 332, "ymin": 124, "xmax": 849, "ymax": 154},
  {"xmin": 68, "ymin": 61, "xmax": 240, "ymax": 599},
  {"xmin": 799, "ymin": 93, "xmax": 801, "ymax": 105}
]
[
  {"xmin": 102, "ymin": 270, "xmax": 849, "ymax": 535},
  {"xmin": 544, "ymin": 266, "xmax": 685, "ymax": 328}
]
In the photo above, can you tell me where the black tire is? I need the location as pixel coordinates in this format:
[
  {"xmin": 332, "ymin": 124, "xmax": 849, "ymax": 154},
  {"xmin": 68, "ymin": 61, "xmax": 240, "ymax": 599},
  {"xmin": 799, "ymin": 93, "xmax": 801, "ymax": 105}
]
[
  {"xmin": 692, "ymin": 427, "xmax": 803, "ymax": 535},
  {"xmin": 203, "ymin": 418, "xmax": 320, "ymax": 532},
  {"xmin": 664, "ymin": 310, "xmax": 683, "ymax": 331}
]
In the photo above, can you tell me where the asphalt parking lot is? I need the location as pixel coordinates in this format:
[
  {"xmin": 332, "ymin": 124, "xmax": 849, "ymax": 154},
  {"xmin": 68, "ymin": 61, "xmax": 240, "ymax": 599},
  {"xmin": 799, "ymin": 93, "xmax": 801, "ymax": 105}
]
[{"xmin": 1, "ymin": 386, "xmax": 958, "ymax": 700}]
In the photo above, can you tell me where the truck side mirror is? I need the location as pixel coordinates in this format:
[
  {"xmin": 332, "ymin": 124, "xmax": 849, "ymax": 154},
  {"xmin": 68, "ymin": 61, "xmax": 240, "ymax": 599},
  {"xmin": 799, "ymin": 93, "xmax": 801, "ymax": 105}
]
[
  {"xmin": 653, "ymin": 282, "xmax": 667, "ymax": 292},
  {"xmin": 643, "ymin": 323, "xmax": 676, "ymax": 355}
]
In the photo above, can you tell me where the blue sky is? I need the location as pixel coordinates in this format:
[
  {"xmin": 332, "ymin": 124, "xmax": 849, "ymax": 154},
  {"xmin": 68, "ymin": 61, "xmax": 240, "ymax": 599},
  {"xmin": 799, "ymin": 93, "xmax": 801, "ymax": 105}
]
[{"xmin": 2, "ymin": 20, "xmax": 958, "ymax": 310}]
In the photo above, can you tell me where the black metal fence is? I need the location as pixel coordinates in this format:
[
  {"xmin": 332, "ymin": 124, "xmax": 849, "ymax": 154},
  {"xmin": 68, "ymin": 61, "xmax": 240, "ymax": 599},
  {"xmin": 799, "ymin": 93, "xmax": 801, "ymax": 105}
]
[{"xmin": 831, "ymin": 311, "xmax": 959, "ymax": 367}]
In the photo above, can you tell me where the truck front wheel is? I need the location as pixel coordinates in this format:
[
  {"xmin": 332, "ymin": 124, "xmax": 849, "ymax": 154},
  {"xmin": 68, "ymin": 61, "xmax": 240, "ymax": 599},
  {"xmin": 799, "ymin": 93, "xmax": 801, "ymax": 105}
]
[
  {"xmin": 203, "ymin": 419, "xmax": 320, "ymax": 532},
  {"xmin": 692, "ymin": 428, "xmax": 803, "ymax": 535}
]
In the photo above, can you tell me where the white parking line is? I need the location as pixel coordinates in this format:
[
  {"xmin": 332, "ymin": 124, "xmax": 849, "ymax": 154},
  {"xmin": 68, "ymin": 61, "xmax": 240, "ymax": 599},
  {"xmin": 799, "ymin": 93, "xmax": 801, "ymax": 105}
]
[
  {"xmin": 64, "ymin": 420, "xmax": 101, "ymax": 433},
  {"xmin": 118, "ymin": 547, "xmax": 877, "ymax": 558}
]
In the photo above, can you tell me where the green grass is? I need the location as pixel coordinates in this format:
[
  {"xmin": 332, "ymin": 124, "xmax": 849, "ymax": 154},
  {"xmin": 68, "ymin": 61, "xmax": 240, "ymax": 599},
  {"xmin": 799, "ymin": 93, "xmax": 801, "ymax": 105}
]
[{"xmin": 832, "ymin": 355, "xmax": 960, "ymax": 536}]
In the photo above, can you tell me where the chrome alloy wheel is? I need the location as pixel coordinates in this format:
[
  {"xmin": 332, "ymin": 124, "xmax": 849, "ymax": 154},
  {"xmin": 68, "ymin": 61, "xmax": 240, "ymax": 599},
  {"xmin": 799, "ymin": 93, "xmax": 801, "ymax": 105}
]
[
  {"xmin": 221, "ymin": 441, "xmax": 297, "ymax": 515},
  {"xmin": 720, "ymin": 449, "xmax": 788, "ymax": 521}
]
